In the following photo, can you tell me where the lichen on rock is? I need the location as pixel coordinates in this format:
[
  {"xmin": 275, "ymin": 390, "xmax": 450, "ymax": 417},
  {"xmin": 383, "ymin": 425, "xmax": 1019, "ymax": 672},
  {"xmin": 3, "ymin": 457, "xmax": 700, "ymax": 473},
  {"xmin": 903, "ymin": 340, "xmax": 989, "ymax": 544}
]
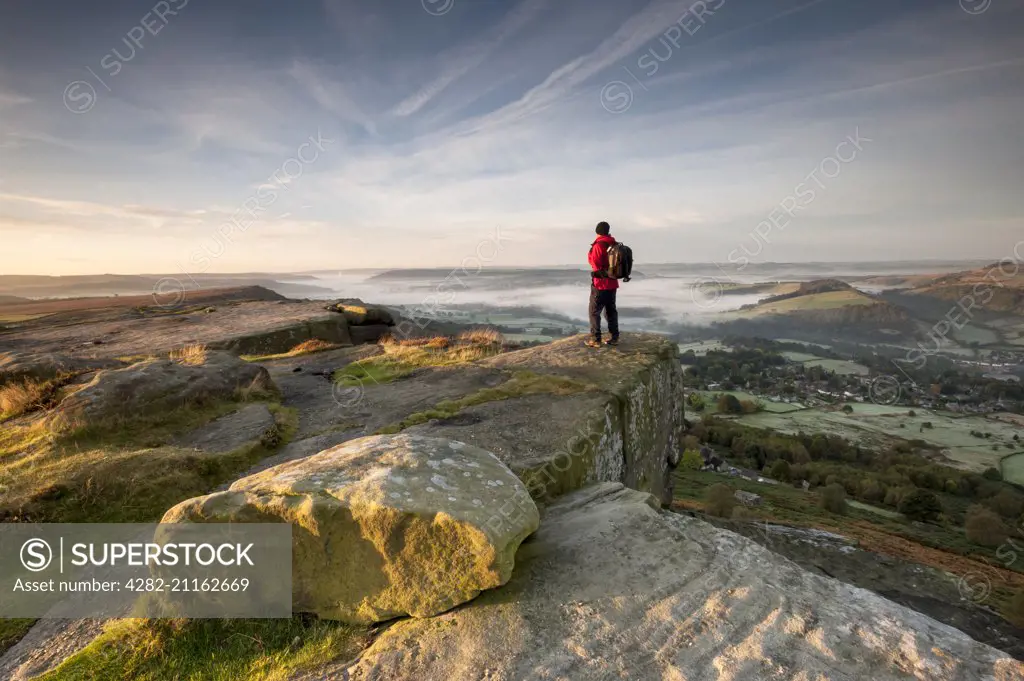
[{"xmin": 162, "ymin": 434, "xmax": 540, "ymax": 624}]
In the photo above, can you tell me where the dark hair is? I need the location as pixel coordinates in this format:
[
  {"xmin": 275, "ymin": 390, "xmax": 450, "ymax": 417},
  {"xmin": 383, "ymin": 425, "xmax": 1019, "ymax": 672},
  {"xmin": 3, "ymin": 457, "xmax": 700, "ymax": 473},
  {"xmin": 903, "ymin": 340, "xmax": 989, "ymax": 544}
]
[{"xmin": 595, "ymin": 221, "xmax": 611, "ymax": 236}]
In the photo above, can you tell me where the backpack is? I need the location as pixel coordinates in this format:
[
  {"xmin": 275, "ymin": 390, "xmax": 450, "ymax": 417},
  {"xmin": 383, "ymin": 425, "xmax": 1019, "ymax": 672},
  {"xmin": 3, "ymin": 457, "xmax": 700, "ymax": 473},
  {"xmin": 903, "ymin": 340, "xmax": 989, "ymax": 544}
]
[{"xmin": 606, "ymin": 242, "xmax": 633, "ymax": 281}]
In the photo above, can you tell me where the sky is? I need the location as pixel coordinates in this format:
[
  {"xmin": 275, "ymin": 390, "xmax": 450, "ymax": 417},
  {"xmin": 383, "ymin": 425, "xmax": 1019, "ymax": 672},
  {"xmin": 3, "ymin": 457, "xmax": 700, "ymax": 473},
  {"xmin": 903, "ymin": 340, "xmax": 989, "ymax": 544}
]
[{"xmin": 0, "ymin": 0, "xmax": 1022, "ymax": 275}]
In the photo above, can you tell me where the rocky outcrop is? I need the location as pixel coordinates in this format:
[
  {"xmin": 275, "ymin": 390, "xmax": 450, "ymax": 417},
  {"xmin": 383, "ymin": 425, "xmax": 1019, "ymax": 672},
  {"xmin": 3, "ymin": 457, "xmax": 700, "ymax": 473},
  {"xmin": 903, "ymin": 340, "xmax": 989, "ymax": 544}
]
[
  {"xmin": 209, "ymin": 317, "xmax": 354, "ymax": 356},
  {"xmin": 326, "ymin": 303, "xmax": 396, "ymax": 327},
  {"xmin": 325, "ymin": 302, "xmax": 396, "ymax": 345},
  {"xmin": 479, "ymin": 335, "xmax": 686, "ymax": 505},
  {"xmin": 339, "ymin": 483, "xmax": 1023, "ymax": 681},
  {"xmin": 49, "ymin": 351, "xmax": 273, "ymax": 426},
  {"xmin": 162, "ymin": 434, "xmax": 539, "ymax": 624}
]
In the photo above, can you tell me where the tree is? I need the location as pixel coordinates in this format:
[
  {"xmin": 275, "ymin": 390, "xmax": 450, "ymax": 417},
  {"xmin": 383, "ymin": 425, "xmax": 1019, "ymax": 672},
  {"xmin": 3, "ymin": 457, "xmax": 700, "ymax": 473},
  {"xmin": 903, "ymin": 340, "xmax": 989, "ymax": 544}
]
[
  {"xmin": 898, "ymin": 489, "xmax": 942, "ymax": 522},
  {"xmin": 717, "ymin": 394, "xmax": 743, "ymax": 414},
  {"xmin": 987, "ymin": 489, "xmax": 1024, "ymax": 519},
  {"xmin": 965, "ymin": 505, "xmax": 1009, "ymax": 547},
  {"xmin": 861, "ymin": 479, "xmax": 884, "ymax": 503},
  {"xmin": 705, "ymin": 484, "xmax": 736, "ymax": 518},
  {"xmin": 769, "ymin": 459, "xmax": 792, "ymax": 482},
  {"xmin": 820, "ymin": 483, "xmax": 847, "ymax": 514},
  {"xmin": 680, "ymin": 450, "xmax": 704, "ymax": 471},
  {"xmin": 982, "ymin": 467, "xmax": 1003, "ymax": 482}
]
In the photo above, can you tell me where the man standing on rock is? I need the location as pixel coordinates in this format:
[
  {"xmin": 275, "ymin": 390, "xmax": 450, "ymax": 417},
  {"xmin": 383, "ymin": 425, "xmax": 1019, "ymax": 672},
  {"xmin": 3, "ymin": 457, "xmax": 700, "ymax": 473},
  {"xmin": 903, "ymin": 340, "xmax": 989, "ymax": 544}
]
[{"xmin": 586, "ymin": 221, "xmax": 619, "ymax": 348}]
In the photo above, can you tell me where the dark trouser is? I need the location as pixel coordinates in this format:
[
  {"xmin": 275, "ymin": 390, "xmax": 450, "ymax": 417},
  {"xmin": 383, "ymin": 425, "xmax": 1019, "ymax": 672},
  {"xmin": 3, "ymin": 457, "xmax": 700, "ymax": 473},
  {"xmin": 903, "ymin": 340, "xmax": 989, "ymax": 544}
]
[{"xmin": 589, "ymin": 287, "xmax": 618, "ymax": 341}]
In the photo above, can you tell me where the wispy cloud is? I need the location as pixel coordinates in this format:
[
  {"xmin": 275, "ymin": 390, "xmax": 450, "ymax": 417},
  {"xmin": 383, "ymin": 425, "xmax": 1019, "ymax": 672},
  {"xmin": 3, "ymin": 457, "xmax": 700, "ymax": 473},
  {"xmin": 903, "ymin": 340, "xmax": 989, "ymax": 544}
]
[{"xmin": 391, "ymin": 0, "xmax": 549, "ymax": 117}]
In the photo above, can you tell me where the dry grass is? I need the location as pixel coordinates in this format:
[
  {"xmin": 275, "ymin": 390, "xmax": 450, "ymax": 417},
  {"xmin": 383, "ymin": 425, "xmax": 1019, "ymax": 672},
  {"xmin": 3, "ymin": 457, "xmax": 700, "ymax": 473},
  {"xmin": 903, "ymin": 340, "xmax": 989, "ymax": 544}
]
[
  {"xmin": 0, "ymin": 402, "xmax": 297, "ymax": 523},
  {"xmin": 383, "ymin": 335, "xmax": 451, "ymax": 349},
  {"xmin": 290, "ymin": 339, "xmax": 338, "ymax": 354},
  {"xmin": 336, "ymin": 333, "xmax": 506, "ymax": 387},
  {"xmin": 241, "ymin": 339, "xmax": 342, "ymax": 363},
  {"xmin": 457, "ymin": 327, "xmax": 504, "ymax": 345},
  {"xmin": 0, "ymin": 380, "xmax": 50, "ymax": 419},
  {"xmin": 0, "ymin": 374, "xmax": 77, "ymax": 421},
  {"xmin": 168, "ymin": 344, "xmax": 208, "ymax": 366}
]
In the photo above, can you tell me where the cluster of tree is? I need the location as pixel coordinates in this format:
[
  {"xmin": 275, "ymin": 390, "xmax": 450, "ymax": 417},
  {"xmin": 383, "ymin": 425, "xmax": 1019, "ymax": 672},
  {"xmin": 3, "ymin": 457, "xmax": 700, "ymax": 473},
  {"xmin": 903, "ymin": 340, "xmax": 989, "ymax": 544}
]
[
  {"xmin": 681, "ymin": 345, "xmax": 869, "ymax": 397},
  {"xmin": 680, "ymin": 347, "xmax": 787, "ymax": 388},
  {"xmin": 688, "ymin": 416, "xmax": 1024, "ymax": 525}
]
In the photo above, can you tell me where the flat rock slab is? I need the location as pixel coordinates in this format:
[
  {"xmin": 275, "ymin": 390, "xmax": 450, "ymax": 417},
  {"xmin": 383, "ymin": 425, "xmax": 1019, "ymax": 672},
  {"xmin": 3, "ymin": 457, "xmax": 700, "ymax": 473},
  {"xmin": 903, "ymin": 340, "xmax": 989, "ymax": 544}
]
[
  {"xmin": 0, "ymin": 352, "xmax": 124, "ymax": 385},
  {"xmin": 163, "ymin": 434, "xmax": 540, "ymax": 625},
  {"xmin": 175, "ymin": 403, "xmax": 276, "ymax": 453},
  {"xmin": 347, "ymin": 365, "xmax": 510, "ymax": 435},
  {"xmin": 1, "ymin": 299, "xmax": 353, "ymax": 360},
  {"xmin": 50, "ymin": 351, "xmax": 272, "ymax": 424},
  {"xmin": 403, "ymin": 392, "xmax": 617, "ymax": 499},
  {"xmin": 0, "ymin": 618, "xmax": 105, "ymax": 681},
  {"xmin": 260, "ymin": 345, "xmax": 382, "ymax": 440},
  {"xmin": 339, "ymin": 483, "xmax": 1023, "ymax": 681},
  {"xmin": 481, "ymin": 334, "xmax": 677, "ymax": 395}
]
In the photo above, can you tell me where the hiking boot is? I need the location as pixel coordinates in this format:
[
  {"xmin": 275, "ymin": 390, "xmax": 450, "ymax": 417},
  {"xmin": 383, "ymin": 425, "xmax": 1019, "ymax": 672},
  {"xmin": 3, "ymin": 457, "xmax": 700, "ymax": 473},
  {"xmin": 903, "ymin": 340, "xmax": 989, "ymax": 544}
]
[
  {"xmin": 584, "ymin": 339, "xmax": 603, "ymax": 348},
  {"xmin": 604, "ymin": 337, "xmax": 619, "ymax": 347}
]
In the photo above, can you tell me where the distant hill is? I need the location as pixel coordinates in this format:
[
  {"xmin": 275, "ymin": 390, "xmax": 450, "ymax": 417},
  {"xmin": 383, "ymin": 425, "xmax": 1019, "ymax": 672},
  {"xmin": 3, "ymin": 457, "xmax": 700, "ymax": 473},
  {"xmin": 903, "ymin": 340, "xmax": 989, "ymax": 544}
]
[
  {"xmin": 751, "ymin": 278, "xmax": 855, "ymax": 304},
  {"xmin": 904, "ymin": 262, "xmax": 1024, "ymax": 315},
  {"xmin": 0, "ymin": 295, "xmax": 27, "ymax": 304},
  {"xmin": 711, "ymin": 279, "xmax": 913, "ymax": 342},
  {"xmin": 0, "ymin": 286, "xmax": 287, "ymax": 321},
  {"xmin": 0, "ymin": 274, "xmax": 330, "ymax": 300}
]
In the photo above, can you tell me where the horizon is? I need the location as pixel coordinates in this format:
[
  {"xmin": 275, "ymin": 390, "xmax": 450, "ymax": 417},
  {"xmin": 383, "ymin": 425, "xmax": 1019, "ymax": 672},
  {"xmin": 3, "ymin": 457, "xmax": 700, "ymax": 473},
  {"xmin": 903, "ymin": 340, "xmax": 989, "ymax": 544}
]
[{"xmin": 0, "ymin": 256, "xmax": 1008, "ymax": 279}]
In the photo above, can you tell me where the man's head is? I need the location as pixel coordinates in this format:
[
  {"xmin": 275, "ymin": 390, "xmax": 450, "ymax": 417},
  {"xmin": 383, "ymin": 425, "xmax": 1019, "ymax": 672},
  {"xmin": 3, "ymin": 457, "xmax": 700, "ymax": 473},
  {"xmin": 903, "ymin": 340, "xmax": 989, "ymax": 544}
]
[{"xmin": 595, "ymin": 221, "xmax": 611, "ymax": 236}]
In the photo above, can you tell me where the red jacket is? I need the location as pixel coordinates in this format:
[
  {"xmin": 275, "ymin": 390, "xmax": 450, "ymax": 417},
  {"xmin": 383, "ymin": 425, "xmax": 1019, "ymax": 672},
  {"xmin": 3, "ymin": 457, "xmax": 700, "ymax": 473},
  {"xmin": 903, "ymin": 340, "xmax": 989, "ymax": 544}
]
[{"xmin": 589, "ymin": 234, "xmax": 619, "ymax": 290}]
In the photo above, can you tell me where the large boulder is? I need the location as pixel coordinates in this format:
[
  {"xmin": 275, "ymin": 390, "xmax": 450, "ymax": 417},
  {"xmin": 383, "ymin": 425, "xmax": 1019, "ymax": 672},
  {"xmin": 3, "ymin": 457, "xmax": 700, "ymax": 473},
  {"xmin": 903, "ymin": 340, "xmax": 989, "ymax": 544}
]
[
  {"xmin": 50, "ymin": 351, "xmax": 273, "ymax": 425},
  {"xmin": 339, "ymin": 483, "xmax": 1023, "ymax": 681},
  {"xmin": 162, "ymin": 434, "xmax": 539, "ymax": 624},
  {"xmin": 327, "ymin": 303, "xmax": 395, "ymax": 327},
  {"xmin": 0, "ymin": 352, "xmax": 124, "ymax": 386}
]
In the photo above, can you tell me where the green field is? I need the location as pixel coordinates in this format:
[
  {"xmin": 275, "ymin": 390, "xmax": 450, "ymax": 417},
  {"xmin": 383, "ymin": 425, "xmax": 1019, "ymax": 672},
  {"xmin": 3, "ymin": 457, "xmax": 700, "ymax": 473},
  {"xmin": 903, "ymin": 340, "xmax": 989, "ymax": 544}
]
[
  {"xmin": 781, "ymin": 351, "xmax": 822, "ymax": 362},
  {"xmin": 775, "ymin": 339, "xmax": 834, "ymax": 349},
  {"xmin": 744, "ymin": 290, "xmax": 877, "ymax": 315},
  {"xmin": 735, "ymin": 406, "xmax": 1024, "ymax": 481},
  {"xmin": 1002, "ymin": 453, "xmax": 1024, "ymax": 486},
  {"xmin": 952, "ymin": 325, "xmax": 1001, "ymax": 345},
  {"xmin": 678, "ymin": 340, "xmax": 729, "ymax": 356},
  {"xmin": 847, "ymin": 500, "xmax": 903, "ymax": 519},
  {"xmin": 802, "ymin": 359, "xmax": 870, "ymax": 376}
]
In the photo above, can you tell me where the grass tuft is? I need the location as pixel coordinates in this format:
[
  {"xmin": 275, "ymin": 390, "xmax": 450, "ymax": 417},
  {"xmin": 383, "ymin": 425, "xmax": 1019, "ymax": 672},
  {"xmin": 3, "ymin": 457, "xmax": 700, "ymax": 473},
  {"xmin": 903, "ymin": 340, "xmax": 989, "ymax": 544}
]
[
  {"xmin": 169, "ymin": 344, "xmax": 209, "ymax": 366},
  {"xmin": 335, "ymin": 334, "xmax": 505, "ymax": 387}
]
